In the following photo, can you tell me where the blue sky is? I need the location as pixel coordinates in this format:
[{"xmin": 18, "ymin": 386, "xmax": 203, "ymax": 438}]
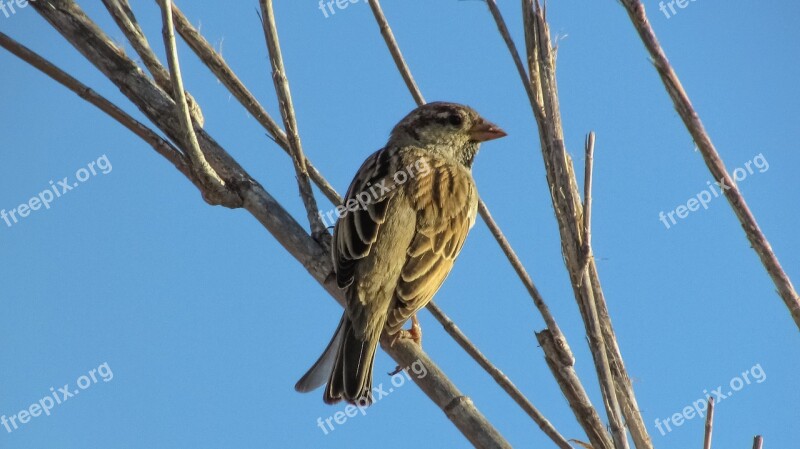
[{"xmin": 1, "ymin": 1, "xmax": 798, "ymax": 448}]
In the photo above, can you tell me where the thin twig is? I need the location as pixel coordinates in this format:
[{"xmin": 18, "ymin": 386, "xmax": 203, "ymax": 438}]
[
  {"xmin": 578, "ymin": 138, "xmax": 628, "ymax": 449},
  {"xmin": 617, "ymin": 0, "xmax": 800, "ymax": 331},
  {"xmin": 576, "ymin": 129, "xmax": 629, "ymax": 449},
  {"xmin": 259, "ymin": 0, "xmax": 328, "ymax": 240},
  {"xmin": 104, "ymin": 0, "xmax": 167, "ymax": 84},
  {"xmin": 157, "ymin": 0, "xmax": 227, "ymax": 202},
  {"xmin": 752, "ymin": 435, "xmax": 763, "ymax": 449},
  {"xmin": 487, "ymin": 0, "xmax": 540, "ymax": 116},
  {"xmin": 170, "ymin": 4, "xmax": 340, "ymax": 206},
  {"xmin": 366, "ymin": 0, "xmax": 425, "ymax": 106},
  {"xmin": 427, "ymin": 303, "xmax": 573, "ymax": 449},
  {"xmin": 703, "ymin": 397, "xmax": 715, "ymax": 449}
]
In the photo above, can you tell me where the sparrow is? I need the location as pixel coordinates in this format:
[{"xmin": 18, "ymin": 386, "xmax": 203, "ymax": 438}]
[{"xmin": 295, "ymin": 102, "xmax": 506, "ymax": 405}]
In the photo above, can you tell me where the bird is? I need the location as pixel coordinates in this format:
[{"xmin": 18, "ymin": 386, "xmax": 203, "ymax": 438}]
[{"xmin": 295, "ymin": 102, "xmax": 506, "ymax": 405}]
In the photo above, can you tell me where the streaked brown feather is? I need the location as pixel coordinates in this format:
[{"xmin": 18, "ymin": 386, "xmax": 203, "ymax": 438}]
[
  {"xmin": 333, "ymin": 148, "xmax": 397, "ymax": 289},
  {"xmin": 383, "ymin": 154, "xmax": 477, "ymax": 335}
]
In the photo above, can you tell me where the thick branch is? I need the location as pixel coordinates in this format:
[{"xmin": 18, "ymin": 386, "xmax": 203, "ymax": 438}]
[{"xmin": 536, "ymin": 330, "xmax": 613, "ymax": 449}]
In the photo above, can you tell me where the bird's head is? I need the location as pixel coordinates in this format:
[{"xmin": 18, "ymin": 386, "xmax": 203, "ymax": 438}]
[{"xmin": 389, "ymin": 102, "xmax": 506, "ymax": 168}]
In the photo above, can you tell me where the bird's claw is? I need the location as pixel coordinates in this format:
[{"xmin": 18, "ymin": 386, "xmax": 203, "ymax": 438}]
[
  {"xmin": 390, "ymin": 316, "xmax": 423, "ymax": 347},
  {"xmin": 388, "ymin": 316, "xmax": 423, "ymax": 375}
]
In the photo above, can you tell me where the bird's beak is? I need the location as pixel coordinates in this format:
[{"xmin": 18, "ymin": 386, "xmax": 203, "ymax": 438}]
[{"xmin": 469, "ymin": 119, "xmax": 507, "ymax": 142}]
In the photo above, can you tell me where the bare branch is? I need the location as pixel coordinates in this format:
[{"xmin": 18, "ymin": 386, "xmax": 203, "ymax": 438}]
[
  {"xmin": 536, "ymin": 330, "xmax": 613, "ymax": 449},
  {"xmin": 488, "ymin": 2, "xmax": 627, "ymax": 447},
  {"xmin": 259, "ymin": 0, "xmax": 328, "ymax": 240},
  {"xmin": 576, "ymin": 131, "xmax": 630, "ymax": 449},
  {"xmin": 617, "ymin": 0, "xmax": 800, "ymax": 331},
  {"xmin": 752, "ymin": 435, "xmax": 764, "ymax": 449},
  {"xmin": 157, "ymin": 0, "xmax": 227, "ymax": 203}
]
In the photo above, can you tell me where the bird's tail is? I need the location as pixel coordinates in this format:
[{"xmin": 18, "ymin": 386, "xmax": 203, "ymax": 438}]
[
  {"xmin": 294, "ymin": 313, "xmax": 379, "ymax": 405},
  {"xmin": 295, "ymin": 314, "xmax": 345, "ymax": 394}
]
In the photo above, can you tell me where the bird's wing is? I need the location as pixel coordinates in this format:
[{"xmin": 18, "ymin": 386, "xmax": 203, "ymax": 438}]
[
  {"xmin": 332, "ymin": 147, "xmax": 398, "ymax": 290},
  {"xmin": 385, "ymin": 157, "xmax": 477, "ymax": 334}
]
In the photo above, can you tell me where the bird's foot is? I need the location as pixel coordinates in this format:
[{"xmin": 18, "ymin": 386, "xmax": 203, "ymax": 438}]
[
  {"xmin": 390, "ymin": 315, "xmax": 423, "ymax": 347},
  {"xmin": 388, "ymin": 316, "xmax": 423, "ymax": 375}
]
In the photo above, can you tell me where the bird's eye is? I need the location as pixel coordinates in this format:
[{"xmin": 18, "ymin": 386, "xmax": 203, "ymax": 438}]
[{"xmin": 448, "ymin": 114, "xmax": 463, "ymax": 127}]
